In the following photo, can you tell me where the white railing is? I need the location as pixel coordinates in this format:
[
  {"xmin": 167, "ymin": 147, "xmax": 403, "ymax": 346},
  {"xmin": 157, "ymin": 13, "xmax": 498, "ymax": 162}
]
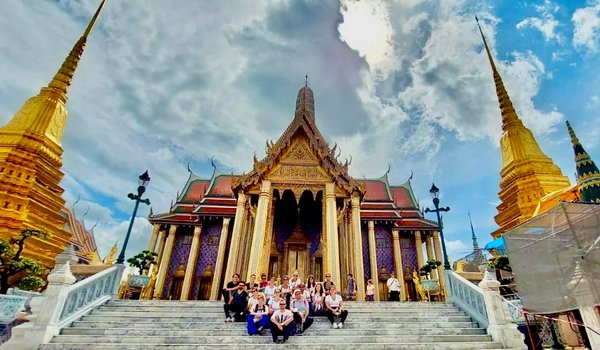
[
  {"xmin": 445, "ymin": 269, "xmax": 489, "ymax": 328},
  {"xmin": 58, "ymin": 264, "xmax": 123, "ymax": 325}
]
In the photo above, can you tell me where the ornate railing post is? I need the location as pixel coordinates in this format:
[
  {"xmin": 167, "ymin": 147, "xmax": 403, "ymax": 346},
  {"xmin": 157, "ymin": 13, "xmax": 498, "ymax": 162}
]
[
  {"xmin": 2, "ymin": 245, "xmax": 78, "ymax": 350},
  {"xmin": 478, "ymin": 269, "xmax": 525, "ymax": 349}
]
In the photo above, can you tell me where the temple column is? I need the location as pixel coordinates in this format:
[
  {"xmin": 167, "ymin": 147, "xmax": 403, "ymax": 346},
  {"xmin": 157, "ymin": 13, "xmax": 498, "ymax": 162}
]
[
  {"xmin": 148, "ymin": 224, "xmax": 161, "ymax": 252},
  {"xmin": 154, "ymin": 224, "xmax": 177, "ymax": 299},
  {"xmin": 367, "ymin": 220, "xmax": 379, "ymax": 301},
  {"xmin": 391, "ymin": 228, "xmax": 405, "ymax": 301},
  {"xmin": 415, "ymin": 230, "xmax": 424, "ymax": 280},
  {"xmin": 325, "ymin": 183, "xmax": 341, "ymax": 288},
  {"xmin": 350, "ymin": 193, "xmax": 365, "ymax": 301},
  {"xmin": 425, "ymin": 234, "xmax": 437, "ymax": 280},
  {"xmin": 210, "ymin": 217, "xmax": 231, "ymax": 300},
  {"xmin": 432, "ymin": 231, "xmax": 446, "ymax": 295},
  {"xmin": 155, "ymin": 229, "xmax": 167, "ymax": 264},
  {"xmin": 181, "ymin": 225, "xmax": 202, "ymax": 300},
  {"xmin": 224, "ymin": 193, "xmax": 246, "ymax": 282},
  {"xmin": 247, "ymin": 180, "xmax": 271, "ymax": 281}
]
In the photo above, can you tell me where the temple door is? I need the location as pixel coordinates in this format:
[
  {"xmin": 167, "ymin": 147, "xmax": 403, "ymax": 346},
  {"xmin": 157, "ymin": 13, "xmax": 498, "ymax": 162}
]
[{"xmin": 286, "ymin": 244, "xmax": 309, "ymax": 279}]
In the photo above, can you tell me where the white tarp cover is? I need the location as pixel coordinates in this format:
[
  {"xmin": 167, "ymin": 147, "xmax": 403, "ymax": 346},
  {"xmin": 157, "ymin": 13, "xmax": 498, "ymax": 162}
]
[{"xmin": 504, "ymin": 202, "xmax": 600, "ymax": 314}]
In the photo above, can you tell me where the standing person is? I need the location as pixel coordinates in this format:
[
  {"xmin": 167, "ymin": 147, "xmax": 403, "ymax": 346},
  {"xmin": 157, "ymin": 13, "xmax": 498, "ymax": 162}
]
[
  {"xmin": 246, "ymin": 273, "xmax": 259, "ymax": 290},
  {"xmin": 222, "ymin": 273, "xmax": 240, "ymax": 301},
  {"xmin": 289, "ymin": 271, "xmax": 302, "ymax": 289},
  {"xmin": 312, "ymin": 283, "xmax": 325, "ymax": 315},
  {"xmin": 306, "ymin": 275, "xmax": 316, "ymax": 293},
  {"xmin": 346, "ymin": 273, "xmax": 356, "ymax": 301},
  {"xmin": 325, "ymin": 286, "xmax": 348, "ymax": 329},
  {"xmin": 323, "ymin": 272, "xmax": 335, "ymax": 294},
  {"xmin": 224, "ymin": 282, "xmax": 248, "ymax": 322},
  {"xmin": 270, "ymin": 300, "xmax": 294, "ymax": 344},
  {"xmin": 247, "ymin": 292, "xmax": 270, "ymax": 336},
  {"xmin": 365, "ymin": 279, "xmax": 375, "ymax": 301},
  {"xmin": 387, "ymin": 272, "xmax": 401, "ymax": 301},
  {"xmin": 290, "ymin": 289, "xmax": 313, "ymax": 335}
]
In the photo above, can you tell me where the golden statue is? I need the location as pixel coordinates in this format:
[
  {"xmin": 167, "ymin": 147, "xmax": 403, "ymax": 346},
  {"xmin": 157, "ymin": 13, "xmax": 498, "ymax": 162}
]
[
  {"xmin": 413, "ymin": 271, "xmax": 426, "ymax": 302},
  {"xmin": 103, "ymin": 242, "xmax": 118, "ymax": 265}
]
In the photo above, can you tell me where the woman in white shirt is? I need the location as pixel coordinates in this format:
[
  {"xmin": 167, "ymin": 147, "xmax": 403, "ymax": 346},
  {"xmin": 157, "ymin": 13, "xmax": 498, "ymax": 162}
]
[
  {"xmin": 267, "ymin": 289, "xmax": 283, "ymax": 314},
  {"xmin": 324, "ymin": 286, "xmax": 348, "ymax": 329},
  {"xmin": 312, "ymin": 283, "xmax": 325, "ymax": 315},
  {"xmin": 263, "ymin": 279, "xmax": 276, "ymax": 303}
]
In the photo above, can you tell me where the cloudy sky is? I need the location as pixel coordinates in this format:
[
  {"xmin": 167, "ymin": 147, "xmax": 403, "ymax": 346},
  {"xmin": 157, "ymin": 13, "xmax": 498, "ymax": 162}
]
[{"xmin": 1, "ymin": 0, "xmax": 599, "ymax": 264}]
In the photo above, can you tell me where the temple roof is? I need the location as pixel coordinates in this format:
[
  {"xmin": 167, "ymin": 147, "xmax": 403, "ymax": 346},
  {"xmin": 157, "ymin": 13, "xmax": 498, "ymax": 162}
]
[{"xmin": 64, "ymin": 206, "xmax": 99, "ymax": 264}]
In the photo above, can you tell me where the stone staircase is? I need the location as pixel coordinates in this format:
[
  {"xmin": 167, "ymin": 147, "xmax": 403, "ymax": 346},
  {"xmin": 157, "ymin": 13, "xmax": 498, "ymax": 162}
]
[{"xmin": 39, "ymin": 300, "xmax": 516, "ymax": 350}]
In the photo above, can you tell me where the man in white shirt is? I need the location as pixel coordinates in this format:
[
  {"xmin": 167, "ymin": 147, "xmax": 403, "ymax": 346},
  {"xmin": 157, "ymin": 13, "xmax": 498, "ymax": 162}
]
[
  {"xmin": 290, "ymin": 289, "xmax": 313, "ymax": 335},
  {"xmin": 386, "ymin": 271, "xmax": 401, "ymax": 301},
  {"xmin": 270, "ymin": 300, "xmax": 294, "ymax": 343}
]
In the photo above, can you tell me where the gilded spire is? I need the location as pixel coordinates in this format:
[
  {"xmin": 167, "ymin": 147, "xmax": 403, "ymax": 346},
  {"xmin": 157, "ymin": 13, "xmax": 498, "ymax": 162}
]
[
  {"xmin": 476, "ymin": 16, "xmax": 522, "ymax": 131},
  {"xmin": 468, "ymin": 212, "xmax": 479, "ymax": 251},
  {"xmin": 295, "ymin": 76, "xmax": 315, "ymax": 119},
  {"xmin": 47, "ymin": 0, "xmax": 107, "ymax": 100},
  {"xmin": 567, "ymin": 121, "xmax": 600, "ymax": 203}
]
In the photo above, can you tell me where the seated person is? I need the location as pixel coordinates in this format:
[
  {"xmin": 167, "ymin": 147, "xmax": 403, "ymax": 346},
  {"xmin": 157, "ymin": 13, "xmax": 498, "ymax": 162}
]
[
  {"xmin": 312, "ymin": 283, "xmax": 325, "ymax": 315},
  {"xmin": 259, "ymin": 273, "xmax": 269, "ymax": 290},
  {"xmin": 267, "ymin": 289, "xmax": 283, "ymax": 314},
  {"xmin": 325, "ymin": 286, "xmax": 348, "ymax": 329},
  {"xmin": 263, "ymin": 278, "xmax": 276, "ymax": 302},
  {"xmin": 270, "ymin": 299, "xmax": 295, "ymax": 344},
  {"xmin": 247, "ymin": 292, "xmax": 270, "ymax": 335},
  {"xmin": 246, "ymin": 273, "xmax": 259, "ymax": 290},
  {"xmin": 280, "ymin": 275, "xmax": 292, "ymax": 307},
  {"xmin": 223, "ymin": 281, "xmax": 248, "ymax": 322},
  {"xmin": 323, "ymin": 272, "xmax": 335, "ymax": 294},
  {"xmin": 289, "ymin": 271, "xmax": 302, "ymax": 289},
  {"xmin": 247, "ymin": 287, "xmax": 260, "ymax": 312},
  {"xmin": 221, "ymin": 273, "xmax": 240, "ymax": 301},
  {"xmin": 290, "ymin": 288, "xmax": 313, "ymax": 335}
]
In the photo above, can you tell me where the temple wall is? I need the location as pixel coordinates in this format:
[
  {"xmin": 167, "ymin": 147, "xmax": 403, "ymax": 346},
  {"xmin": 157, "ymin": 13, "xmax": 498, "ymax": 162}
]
[
  {"xmin": 162, "ymin": 230, "xmax": 192, "ymax": 299},
  {"xmin": 361, "ymin": 223, "xmax": 370, "ymax": 280},
  {"xmin": 375, "ymin": 224, "xmax": 394, "ymax": 274},
  {"xmin": 190, "ymin": 221, "xmax": 222, "ymax": 298},
  {"xmin": 400, "ymin": 234, "xmax": 418, "ymax": 275}
]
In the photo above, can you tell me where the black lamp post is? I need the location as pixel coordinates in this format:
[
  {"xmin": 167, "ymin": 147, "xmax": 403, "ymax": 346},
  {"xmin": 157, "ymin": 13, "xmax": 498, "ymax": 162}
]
[
  {"xmin": 116, "ymin": 171, "xmax": 151, "ymax": 265},
  {"xmin": 424, "ymin": 183, "xmax": 451, "ymax": 270}
]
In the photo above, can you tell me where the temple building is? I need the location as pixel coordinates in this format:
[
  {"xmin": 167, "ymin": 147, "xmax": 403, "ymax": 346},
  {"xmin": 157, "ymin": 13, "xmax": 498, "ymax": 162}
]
[
  {"xmin": 0, "ymin": 1, "xmax": 106, "ymax": 267},
  {"xmin": 476, "ymin": 20, "xmax": 571, "ymax": 239},
  {"xmin": 147, "ymin": 84, "xmax": 441, "ymax": 301}
]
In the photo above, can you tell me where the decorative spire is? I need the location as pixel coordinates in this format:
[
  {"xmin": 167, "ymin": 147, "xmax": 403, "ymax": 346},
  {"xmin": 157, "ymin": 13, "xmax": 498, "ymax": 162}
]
[
  {"xmin": 476, "ymin": 16, "xmax": 522, "ymax": 131},
  {"xmin": 47, "ymin": 0, "xmax": 107, "ymax": 100},
  {"xmin": 567, "ymin": 121, "xmax": 600, "ymax": 203},
  {"xmin": 468, "ymin": 212, "xmax": 479, "ymax": 251},
  {"xmin": 295, "ymin": 77, "xmax": 315, "ymax": 119}
]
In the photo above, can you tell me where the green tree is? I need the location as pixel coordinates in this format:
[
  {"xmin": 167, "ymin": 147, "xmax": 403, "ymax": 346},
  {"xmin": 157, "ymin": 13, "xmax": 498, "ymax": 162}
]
[
  {"xmin": 419, "ymin": 259, "xmax": 442, "ymax": 279},
  {"xmin": 0, "ymin": 229, "xmax": 48, "ymax": 294},
  {"xmin": 127, "ymin": 250, "xmax": 158, "ymax": 275}
]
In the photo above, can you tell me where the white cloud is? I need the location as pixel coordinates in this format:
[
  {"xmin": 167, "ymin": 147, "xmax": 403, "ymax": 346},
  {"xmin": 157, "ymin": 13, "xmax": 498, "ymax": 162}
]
[
  {"xmin": 516, "ymin": 0, "xmax": 562, "ymax": 42},
  {"xmin": 446, "ymin": 239, "xmax": 471, "ymax": 262},
  {"xmin": 572, "ymin": 0, "xmax": 600, "ymax": 53}
]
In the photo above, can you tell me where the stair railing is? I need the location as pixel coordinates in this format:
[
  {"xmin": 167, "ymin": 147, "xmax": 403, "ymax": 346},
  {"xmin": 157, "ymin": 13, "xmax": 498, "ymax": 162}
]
[
  {"xmin": 1, "ymin": 245, "xmax": 125, "ymax": 350},
  {"xmin": 445, "ymin": 269, "xmax": 526, "ymax": 349}
]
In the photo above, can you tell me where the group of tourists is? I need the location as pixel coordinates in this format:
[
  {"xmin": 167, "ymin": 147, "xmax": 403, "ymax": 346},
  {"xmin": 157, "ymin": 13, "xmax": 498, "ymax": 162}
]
[{"xmin": 222, "ymin": 272, "xmax": 348, "ymax": 343}]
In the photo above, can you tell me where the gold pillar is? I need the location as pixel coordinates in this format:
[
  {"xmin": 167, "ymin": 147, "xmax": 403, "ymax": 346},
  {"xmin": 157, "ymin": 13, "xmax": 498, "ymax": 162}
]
[
  {"xmin": 391, "ymin": 228, "xmax": 405, "ymax": 301},
  {"xmin": 325, "ymin": 183, "xmax": 341, "ymax": 288},
  {"xmin": 210, "ymin": 217, "xmax": 231, "ymax": 300},
  {"xmin": 425, "ymin": 234, "xmax": 437, "ymax": 280},
  {"xmin": 367, "ymin": 220, "xmax": 379, "ymax": 301},
  {"xmin": 224, "ymin": 193, "xmax": 246, "ymax": 282},
  {"xmin": 148, "ymin": 224, "xmax": 161, "ymax": 252},
  {"xmin": 432, "ymin": 231, "xmax": 446, "ymax": 294},
  {"xmin": 155, "ymin": 229, "xmax": 167, "ymax": 264},
  {"xmin": 154, "ymin": 224, "xmax": 177, "ymax": 299},
  {"xmin": 247, "ymin": 180, "xmax": 271, "ymax": 281},
  {"xmin": 181, "ymin": 225, "xmax": 202, "ymax": 300},
  {"xmin": 415, "ymin": 230, "xmax": 424, "ymax": 280},
  {"xmin": 351, "ymin": 193, "xmax": 365, "ymax": 301}
]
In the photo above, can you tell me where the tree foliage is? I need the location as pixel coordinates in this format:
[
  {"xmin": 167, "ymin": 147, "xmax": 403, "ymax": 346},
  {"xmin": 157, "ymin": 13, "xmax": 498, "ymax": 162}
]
[
  {"xmin": 126, "ymin": 250, "xmax": 158, "ymax": 275},
  {"xmin": 0, "ymin": 229, "xmax": 48, "ymax": 294},
  {"xmin": 419, "ymin": 259, "xmax": 442, "ymax": 279},
  {"xmin": 488, "ymin": 254, "xmax": 512, "ymax": 272}
]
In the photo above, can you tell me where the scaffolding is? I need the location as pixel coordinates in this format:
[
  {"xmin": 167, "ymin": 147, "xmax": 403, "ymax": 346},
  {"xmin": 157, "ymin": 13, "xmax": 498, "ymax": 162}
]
[{"xmin": 504, "ymin": 202, "xmax": 600, "ymax": 314}]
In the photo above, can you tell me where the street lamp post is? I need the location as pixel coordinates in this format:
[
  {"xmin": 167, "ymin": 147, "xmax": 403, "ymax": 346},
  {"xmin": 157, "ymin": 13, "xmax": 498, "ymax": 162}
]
[
  {"xmin": 116, "ymin": 171, "xmax": 151, "ymax": 265},
  {"xmin": 424, "ymin": 183, "xmax": 451, "ymax": 270}
]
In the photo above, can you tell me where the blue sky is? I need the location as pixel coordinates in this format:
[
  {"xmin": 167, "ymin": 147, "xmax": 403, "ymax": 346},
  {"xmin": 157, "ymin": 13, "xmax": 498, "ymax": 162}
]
[{"xmin": 0, "ymin": 0, "xmax": 598, "ymax": 263}]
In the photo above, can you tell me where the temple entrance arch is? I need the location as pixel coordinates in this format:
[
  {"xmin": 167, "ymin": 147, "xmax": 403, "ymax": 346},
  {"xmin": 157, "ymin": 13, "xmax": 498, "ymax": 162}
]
[{"xmin": 271, "ymin": 188, "xmax": 322, "ymax": 279}]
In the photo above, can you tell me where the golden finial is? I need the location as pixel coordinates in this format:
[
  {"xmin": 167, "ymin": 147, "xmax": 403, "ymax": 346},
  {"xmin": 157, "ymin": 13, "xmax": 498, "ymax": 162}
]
[
  {"xmin": 47, "ymin": 0, "xmax": 107, "ymax": 99},
  {"xmin": 566, "ymin": 120, "xmax": 580, "ymax": 145}
]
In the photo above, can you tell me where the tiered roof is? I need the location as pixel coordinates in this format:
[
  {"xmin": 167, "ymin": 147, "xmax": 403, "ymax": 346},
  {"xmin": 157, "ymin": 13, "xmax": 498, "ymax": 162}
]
[{"xmin": 63, "ymin": 207, "xmax": 99, "ymax": 264}]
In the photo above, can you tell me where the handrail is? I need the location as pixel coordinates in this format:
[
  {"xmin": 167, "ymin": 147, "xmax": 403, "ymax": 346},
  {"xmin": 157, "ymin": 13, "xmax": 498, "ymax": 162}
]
[
  {"xmin": 58, "ymin": 264, "xmax": 123, "ymax": 326},
  {"xmin": 445, "ymin": 270, "xmax": 489, "ymax": 328}
]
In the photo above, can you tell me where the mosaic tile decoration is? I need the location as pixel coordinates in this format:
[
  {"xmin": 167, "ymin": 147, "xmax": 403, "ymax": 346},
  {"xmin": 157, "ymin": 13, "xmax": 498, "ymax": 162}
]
[
  {"xmin": 361, "ymin": 224, "xmax": 371, "ymax": 280},
  {"xmin": 400, "ymin": 235, "xmax": 418, "ymax": 276},
  {"xmin": 190, "ymin": 222, "xmax": 222, "ymax": 298},
  {"xmin": 162, "ymin": 229, "xmax": 193, "ymax": 299},
  {"xmin": 375, "ymin": 225, "xmax": 394, "ymax": 274}
]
